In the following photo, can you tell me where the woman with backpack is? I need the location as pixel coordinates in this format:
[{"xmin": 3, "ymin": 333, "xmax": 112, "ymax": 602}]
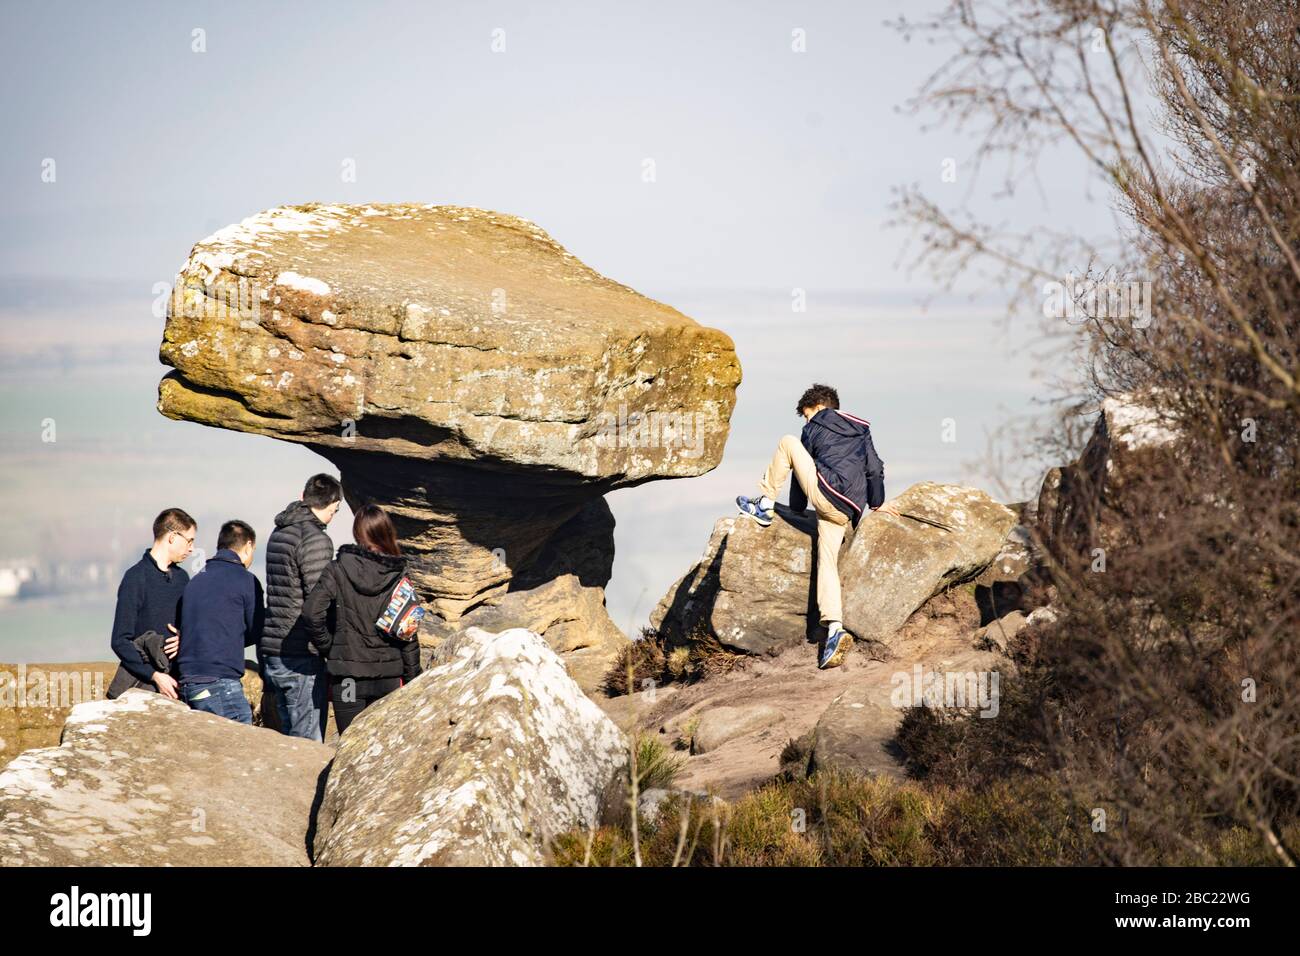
[{"xmin": 302, "ymin": 504, "xmax": 422, "ymax": 733}]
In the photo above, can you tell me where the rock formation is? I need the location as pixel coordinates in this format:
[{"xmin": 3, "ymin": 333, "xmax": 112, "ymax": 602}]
[
  {"xmin": 157, "ymin": 202, "xmax": 740, "ymax": 691},
  {"xmin": 620, "ymin": 401, "xmax": 1166, "ymax": 795},
  {"xmin": 839, "ymin": 482, "xmax": 1018, "ymax": 646},
  {"xmin": 1034, "ymin": 394, "xmax": 1180, "ymax": 567},
  {"xmin": 0, "ymin": 690, "xmax": 331, "ymax": 865},
  {"xmin": 0, "ymin": 397, "xmax": 1156, "ymax": 862},
  {"xmin": 782, "ymin": 639, "xmax": 1007, "ymax": 781},
  {"xmin": 652, "ymin": 482, "xmax": 1016, "ymax": 656},
  {"xmin": 606, "ymin": 583, "xmax": 1021, "ymax": 797},
  {"xmin": 690, "ymin": 703, "xmax": 784, "ymax": 754},
  {"xmin": 313, "ymin": 627, "xmax": 627, "ymax": 866}
]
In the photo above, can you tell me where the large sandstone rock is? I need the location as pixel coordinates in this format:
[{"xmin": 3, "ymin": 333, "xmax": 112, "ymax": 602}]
[
  {"xmin": 841, "ymin": 482, "xmax": 1017, "ymax": 648},
  {"xmin": 652, "ymin": 506, "xmax": 843, "ymax": 656},
  {"xmin": 0, "ymin": 690, "xmax": 331, "ymax": 865},
  {"xmin": 653, "ymin": 483, "xmax": 1014, "ymax": 656},
  {"xmin": 1034, "ymin": 394, "xmax": 1180, "ymax": 571},
  {"xmin": 157, "ymin": 203, "xmax": 740, "ymax": 620},
  {"xmin": 313, "ymin": 627, "xmax": 627, "ymax": 866}
]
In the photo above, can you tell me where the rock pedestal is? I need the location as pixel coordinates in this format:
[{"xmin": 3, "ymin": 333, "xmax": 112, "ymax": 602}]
[{"xmin": 157, "ymin": 203, "xmax": 741, "ymax": 688}]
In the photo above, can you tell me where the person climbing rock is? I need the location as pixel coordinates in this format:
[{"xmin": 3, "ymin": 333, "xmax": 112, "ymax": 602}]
[{"xmin": 736, "ymin": 383, "xmax": 894, "ymax": 669}]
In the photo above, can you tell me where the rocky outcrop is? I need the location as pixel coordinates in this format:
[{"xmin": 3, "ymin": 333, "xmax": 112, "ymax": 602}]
[
  {"xmin": 419, "ymin": 498, "xmax": 627, "ymax": 695},
  {"xmin": 652, "ymin": 483, "xmax": 1014, "ymax": 656},
  {"xmin": 313, "ymin": 627, "xmax": 627, "ymax": 866},
  {"xmin": 841, "ymin": 483, "xmax": 1017, "ymax": 647},
  {"xmin": 0, "ymin": 690, "xmax": 331, "ymax": 865},
  {"xmin": 784, "ymin": 643, "xmax": 1007, "ymax": 780},
  {"xmin": 1034, "ymin": 395, "xmax": 1180, "ymax": 570},
  {"xmin": 157, "ymin": 203, "xmax": 740, "ymax": 628},
  {"xmin": 652, "ymin": 507, "xmax": 836, "ymax": 656},
  {"xmin": 690, "ymin": 704, "xmax": 784, "ymax": 754}
]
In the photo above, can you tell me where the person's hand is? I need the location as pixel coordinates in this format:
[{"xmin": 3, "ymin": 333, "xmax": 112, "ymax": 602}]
[
  {"xmin": 875, "ymin": 503, "xmax": 901, "ymax": 518},
  {"xmin": 153, "ymin": 671, "xmax": 179, "ymax": 700},
  {"xmin": 164, "ymin": 623, "xmax": 180, "ymax": 658}
]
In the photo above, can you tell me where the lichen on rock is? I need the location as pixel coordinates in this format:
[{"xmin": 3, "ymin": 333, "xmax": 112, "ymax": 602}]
[{"xmin": 312, "ymin": 627, "xmax": 628, "ymax": 866}]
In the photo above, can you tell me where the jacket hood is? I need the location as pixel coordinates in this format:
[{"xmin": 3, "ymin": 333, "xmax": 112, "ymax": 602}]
[
  {"xmin": 335, "ymin": 543, "xmax": 406, "ymax": 596},
  {"xmin": 275, "ymin": 500, "xmax": 326, "ymax": 530},
  {"xmin": 810, "ymin": 407, "xmax": 867, "ymax": 438}
]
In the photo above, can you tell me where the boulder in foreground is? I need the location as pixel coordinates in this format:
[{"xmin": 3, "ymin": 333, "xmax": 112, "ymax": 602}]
[
  {"xmin": 0, "ymin": 690, "xmax": 331, "ymax": 866},
  {"xmin": 313, "ymin": 627, "xmax": 627, "ymax": 866}
]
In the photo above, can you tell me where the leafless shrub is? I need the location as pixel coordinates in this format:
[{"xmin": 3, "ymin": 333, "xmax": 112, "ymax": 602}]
[{"xmin": 893, "ymin": 0, "xmax": 1300, "ymax": 864}]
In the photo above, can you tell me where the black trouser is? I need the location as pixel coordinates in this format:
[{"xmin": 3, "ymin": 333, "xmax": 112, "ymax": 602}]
[{"xmin": 329, "ymin": 675, "xmax": 401, "ymax": 734}]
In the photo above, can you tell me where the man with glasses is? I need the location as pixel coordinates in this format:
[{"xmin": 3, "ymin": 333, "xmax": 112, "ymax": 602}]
[{"xmin": 108, "ymin": 507, "xmax": 196, "ymax": 699}]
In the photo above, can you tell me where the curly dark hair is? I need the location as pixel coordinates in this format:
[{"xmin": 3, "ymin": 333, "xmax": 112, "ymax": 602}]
[{"xmin": 795, "ymin": 384, "xmax": 839, "ymax": 416}]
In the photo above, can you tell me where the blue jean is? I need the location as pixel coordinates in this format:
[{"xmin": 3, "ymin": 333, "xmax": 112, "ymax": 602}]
[
  {"xmin": 182, "ymin": 678, "xmax": 252, "ymax": 724},
  {"xmin": 262, "ymin": 654, "xmax": 327, "ymax": 741}
]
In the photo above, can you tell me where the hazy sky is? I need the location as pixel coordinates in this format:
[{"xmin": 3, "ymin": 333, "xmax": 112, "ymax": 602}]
[{"xmin": 0, "ymin": 0, "xmax": 1119, "ymax": 659}]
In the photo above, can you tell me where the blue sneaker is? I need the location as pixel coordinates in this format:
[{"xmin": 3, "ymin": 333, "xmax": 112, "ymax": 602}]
[
  {"xmin": 819, "ymin": 623, "xmax": 854, "ymax": 669},
  {"xmin": 736, "ymin": 494, "xmax": 775, "ymax": 527}
]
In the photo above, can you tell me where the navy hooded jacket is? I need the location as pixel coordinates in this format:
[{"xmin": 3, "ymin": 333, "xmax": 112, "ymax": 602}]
[{"xmin": 789, "ymin": 408, "xmax": 886, "ymax": 527}]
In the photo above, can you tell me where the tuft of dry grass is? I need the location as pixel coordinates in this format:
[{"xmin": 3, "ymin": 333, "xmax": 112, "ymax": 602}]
[
  {"xmin": 633, "ymin": 733, "xmax": 685, "ymax": 792},
  {"xmin": 602, "ymin": 624, "xmax": 746, "ymax": 697},
  {"xmin": 554, "ymin": 764, "xmax": 1300, "ymax": 867}
]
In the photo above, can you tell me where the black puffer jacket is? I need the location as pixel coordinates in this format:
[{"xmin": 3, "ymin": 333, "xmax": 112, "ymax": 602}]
[
  {"xmin": 261, "ymin": 501, "xmax": 335, "ymax": 658},
  {"xmin": 302, "ymin": 544, "xmax": 421, "ymax": 682}
]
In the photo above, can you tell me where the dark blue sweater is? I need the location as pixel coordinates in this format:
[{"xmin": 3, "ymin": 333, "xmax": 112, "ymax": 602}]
[
  {"xmin": 176, "ymin": 550, "xmax": 265, "ymax": 684},
  {"xmin": 110, "ymin": 551, "xmax": 190, "ymax": 683}
]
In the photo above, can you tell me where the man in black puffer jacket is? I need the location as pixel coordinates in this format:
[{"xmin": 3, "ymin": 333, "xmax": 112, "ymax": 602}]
[{"xmin": 260, "ymin": 474, "xmax": 342, "ymax": 740}]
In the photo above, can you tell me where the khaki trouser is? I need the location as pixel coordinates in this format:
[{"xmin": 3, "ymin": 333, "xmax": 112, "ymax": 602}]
[{"xmin": 758, "ymin": 434, "xmax": 851, "ymax": 624}]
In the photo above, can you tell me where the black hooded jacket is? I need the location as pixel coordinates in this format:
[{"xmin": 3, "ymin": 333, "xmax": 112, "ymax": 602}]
[
  {"xmin": 789, "ymin": 408, "xmax": 886, "ymax": 527},
  {"xmin": 302, "ymin": 544, "xmax": 422, "ymax": 682},
  {"xmin": 261, "ymin": 501, "xmax": 335, "ymax": 659}
]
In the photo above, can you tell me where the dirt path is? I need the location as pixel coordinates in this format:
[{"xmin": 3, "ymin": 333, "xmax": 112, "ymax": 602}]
[{"xmin": 596, "ymin": 606, "xmax": 988, "ymax": 801}]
